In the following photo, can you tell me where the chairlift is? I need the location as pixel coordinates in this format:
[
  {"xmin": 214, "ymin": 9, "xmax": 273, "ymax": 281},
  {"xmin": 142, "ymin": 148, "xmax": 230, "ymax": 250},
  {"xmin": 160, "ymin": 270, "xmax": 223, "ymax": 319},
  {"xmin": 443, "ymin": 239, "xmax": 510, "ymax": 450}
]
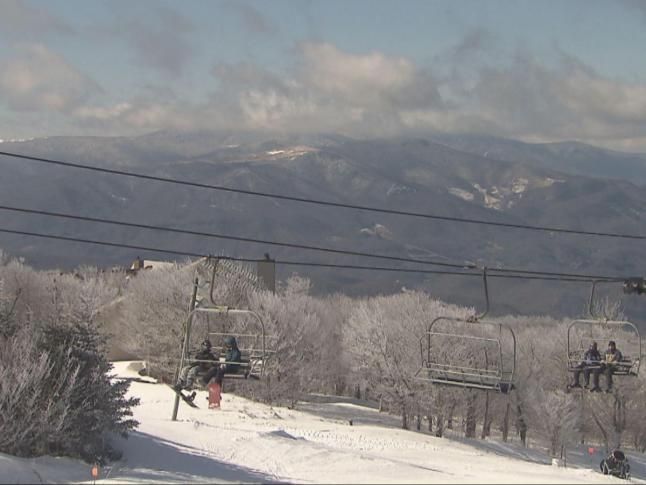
[
  {"xmin": 175, "ymin": 260, "xmax": 275, "ymax": 384},
  {"xmin": 567, "ymin": 280, "xmax": 641, "ymax": 378},
  {"xmin": 191, "ymin": 305, "xmax": 271, "ymax": 380},
  {"xmin": 415, "ymin": 268, "xmax": 517, "ymax": 394}
]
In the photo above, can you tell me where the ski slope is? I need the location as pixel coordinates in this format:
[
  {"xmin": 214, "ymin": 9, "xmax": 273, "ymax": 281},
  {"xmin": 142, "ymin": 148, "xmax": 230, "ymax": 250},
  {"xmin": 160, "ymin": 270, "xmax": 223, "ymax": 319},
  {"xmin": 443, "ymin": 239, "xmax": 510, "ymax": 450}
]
[{"xmin": 2, "ymin": 361, "xmax": 645, "ymax": 484}]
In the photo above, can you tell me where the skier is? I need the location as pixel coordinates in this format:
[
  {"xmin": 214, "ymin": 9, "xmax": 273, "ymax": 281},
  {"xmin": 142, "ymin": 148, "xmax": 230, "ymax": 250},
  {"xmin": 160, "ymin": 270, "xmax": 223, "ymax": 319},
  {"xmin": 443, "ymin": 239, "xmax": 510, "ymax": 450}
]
[
  {"xmin": 201, "ymin": 336, "xmax": 242, "ymax": 386},
  {"xmin": 175, "ymin": 339, "xmax": 218, "ymax": 396}
]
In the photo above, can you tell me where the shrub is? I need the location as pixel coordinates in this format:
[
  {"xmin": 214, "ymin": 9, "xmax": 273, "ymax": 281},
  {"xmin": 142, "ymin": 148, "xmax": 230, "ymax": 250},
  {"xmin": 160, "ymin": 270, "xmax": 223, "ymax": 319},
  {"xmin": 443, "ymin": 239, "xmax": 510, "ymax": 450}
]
[{"xmin": 0, "ymin": 257, "xmax": 139, "ymax": 464}]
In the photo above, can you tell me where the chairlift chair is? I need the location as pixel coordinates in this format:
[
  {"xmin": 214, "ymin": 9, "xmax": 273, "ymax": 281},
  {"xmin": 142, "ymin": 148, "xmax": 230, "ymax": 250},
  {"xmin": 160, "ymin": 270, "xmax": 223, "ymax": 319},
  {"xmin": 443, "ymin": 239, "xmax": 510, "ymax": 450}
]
[
  {"xmin": 566, "ymin": 281, "xmax": 641, "ymax": 378},
  {"xmin": 415, "ymin": 268, "xmax": 517, "ymax": 394},
  {"xmin": 175, "ymin": 260, "xmax": 276, "ymax": 385},
  {"xmin": 191, "ymin": 306, "xmax": 272, "ymax": 380}
]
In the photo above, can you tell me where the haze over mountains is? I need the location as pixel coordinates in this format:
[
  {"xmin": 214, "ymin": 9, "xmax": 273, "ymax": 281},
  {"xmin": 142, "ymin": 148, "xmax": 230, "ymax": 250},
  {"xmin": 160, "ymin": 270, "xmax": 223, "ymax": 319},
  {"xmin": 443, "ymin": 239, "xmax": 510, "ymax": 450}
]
[{"xmin": 1, "ymin": 131, "xmax": 646, "ymax": 319}]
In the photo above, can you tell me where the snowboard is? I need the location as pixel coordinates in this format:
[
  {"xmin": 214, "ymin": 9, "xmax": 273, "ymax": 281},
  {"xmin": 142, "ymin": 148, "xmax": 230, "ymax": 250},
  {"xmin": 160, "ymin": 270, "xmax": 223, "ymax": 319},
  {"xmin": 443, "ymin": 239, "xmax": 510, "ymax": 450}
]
[
  {"xmin": 208, "ymin": 380, "xmax": 222, "ymax": 409},
  {"xmin": 167, "ymin": 384, "xmax": 199, "ymax": 408}
]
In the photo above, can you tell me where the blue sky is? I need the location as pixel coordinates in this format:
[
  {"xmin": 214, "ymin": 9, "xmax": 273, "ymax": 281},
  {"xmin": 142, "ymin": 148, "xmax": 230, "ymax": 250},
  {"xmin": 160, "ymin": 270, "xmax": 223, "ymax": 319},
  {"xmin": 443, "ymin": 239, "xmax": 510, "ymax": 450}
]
[{"xmin": 2, "ymin": 0, "xmax": 646, "ymax": 151}]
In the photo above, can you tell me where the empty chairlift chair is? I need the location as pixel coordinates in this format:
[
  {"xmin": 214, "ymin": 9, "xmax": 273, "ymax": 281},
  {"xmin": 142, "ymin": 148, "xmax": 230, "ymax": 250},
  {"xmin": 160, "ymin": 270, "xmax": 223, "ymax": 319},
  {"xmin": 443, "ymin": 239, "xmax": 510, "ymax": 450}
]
[{"xmin": 415, "ymin": 268, "xmax": 517, "ymax": 394}]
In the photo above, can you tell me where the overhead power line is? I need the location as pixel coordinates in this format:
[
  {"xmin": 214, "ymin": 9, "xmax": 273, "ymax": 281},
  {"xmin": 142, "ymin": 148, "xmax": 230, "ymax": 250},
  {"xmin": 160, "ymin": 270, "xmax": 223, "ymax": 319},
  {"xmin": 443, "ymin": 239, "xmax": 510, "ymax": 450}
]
[
  {"xmin": 1, "ymin": 150, "xmax": 645, "ymax": 241},
  {"xmin": 0, "ymin": 205, "xmax": 623, "ymax": 281},
  {"xmin": 0, "ymin": 204, "xmax": 472, "ymax": 270},
  {"xmin": 0, "ymin": 226, "xmax": 623, "ymax": 282}
]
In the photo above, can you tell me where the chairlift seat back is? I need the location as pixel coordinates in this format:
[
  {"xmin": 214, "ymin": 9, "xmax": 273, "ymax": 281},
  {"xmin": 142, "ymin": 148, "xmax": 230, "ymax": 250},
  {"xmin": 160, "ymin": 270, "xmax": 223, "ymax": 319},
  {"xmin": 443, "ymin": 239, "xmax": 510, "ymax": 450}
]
[{"xmin": 416, "ymin": 316, "xmax": 517, "ymax": 393}]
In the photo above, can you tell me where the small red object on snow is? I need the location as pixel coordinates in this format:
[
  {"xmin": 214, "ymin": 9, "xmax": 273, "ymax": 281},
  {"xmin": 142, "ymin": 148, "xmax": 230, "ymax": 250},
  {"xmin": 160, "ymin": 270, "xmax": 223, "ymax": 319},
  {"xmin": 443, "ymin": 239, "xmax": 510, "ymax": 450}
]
[{"xmin": 208, "ymin": 381, "xmax": 222, "ymax": 409}]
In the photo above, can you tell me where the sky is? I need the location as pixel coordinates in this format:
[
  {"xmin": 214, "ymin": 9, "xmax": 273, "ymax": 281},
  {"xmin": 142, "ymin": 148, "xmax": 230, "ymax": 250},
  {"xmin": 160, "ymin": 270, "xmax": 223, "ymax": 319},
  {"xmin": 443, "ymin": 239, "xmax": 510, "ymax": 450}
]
[{"xmin": 2, "ymin": 0, "xmax": 646, "ymax": 152}]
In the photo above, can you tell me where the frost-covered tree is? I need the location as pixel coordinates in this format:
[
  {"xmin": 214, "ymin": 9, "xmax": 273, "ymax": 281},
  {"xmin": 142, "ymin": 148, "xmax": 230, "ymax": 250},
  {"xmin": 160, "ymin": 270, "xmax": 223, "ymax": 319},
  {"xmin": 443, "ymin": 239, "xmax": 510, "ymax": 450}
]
[
  {"xmin": 248, "ymin": 275, "xmax": 346, "ymax": 407},
  {"xmin": 0, "ymin": 253, "xmax": 139, "ymax": 464}
]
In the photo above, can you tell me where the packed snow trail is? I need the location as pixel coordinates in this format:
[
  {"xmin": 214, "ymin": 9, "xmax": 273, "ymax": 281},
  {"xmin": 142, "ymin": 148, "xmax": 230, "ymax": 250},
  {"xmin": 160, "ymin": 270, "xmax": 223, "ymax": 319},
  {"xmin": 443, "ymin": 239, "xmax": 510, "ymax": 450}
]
[{"xmin": 2, "ymin": 361, "xmax": 644, "ymax": 484}]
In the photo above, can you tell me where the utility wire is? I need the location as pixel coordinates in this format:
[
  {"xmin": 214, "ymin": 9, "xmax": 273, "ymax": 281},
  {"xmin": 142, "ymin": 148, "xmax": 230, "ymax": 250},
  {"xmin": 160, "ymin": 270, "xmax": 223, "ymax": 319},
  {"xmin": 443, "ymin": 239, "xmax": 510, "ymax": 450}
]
[
  {"xmin": 0, "ymin": 226, "xmax": 623, "ymax": 283},
  {"xmin": 1, "ymin": 150, "xmax": 644, "ymax": 241},
  {"xmin": 0, "ymin": 205, "xmax": 622, "ymax": 281},
  {"xmin": 0, "ymin": 204, "xmax": 472, "ymax": 270},
  {"xmin": 276, "ymin": 260, "xmax": 617, "ymax": 283}
]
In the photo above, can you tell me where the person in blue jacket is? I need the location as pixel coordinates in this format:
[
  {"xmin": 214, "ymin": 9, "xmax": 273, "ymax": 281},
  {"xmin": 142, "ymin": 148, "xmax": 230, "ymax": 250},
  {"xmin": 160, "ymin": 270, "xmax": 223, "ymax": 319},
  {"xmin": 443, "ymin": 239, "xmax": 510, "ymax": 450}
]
[{"xmin": 201, "ymin": 335, "xmax": 242, "ymax": 386}]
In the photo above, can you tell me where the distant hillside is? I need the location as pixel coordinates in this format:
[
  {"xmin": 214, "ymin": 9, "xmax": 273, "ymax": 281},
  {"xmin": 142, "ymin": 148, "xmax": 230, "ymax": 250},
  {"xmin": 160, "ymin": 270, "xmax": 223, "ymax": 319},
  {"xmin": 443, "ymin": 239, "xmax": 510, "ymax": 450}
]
[
  {"xmin": 1, "ymin": 131, "xmax": 646, "ymax": 319},
  {"xmin": 430, "ymin": 133, "xmax": 646, "ymax": 185}
]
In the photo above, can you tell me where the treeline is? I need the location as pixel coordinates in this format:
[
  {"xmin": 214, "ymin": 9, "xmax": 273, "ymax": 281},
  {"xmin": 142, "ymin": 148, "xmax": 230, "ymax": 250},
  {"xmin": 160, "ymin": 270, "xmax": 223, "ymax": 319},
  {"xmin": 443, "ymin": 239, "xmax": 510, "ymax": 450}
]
[
  {"xmin": 3, "ymin": 253, "xmax": 645, "ymax": 463},
  {"xmin": 114, "ymin": 258, "xmax": 646, "ymax": 457}
]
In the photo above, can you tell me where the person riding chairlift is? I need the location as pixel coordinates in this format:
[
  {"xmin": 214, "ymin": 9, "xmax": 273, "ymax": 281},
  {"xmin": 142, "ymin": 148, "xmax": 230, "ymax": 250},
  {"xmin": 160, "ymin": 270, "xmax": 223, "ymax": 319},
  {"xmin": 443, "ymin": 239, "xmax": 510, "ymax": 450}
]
[
  {"xmin": 174, "ymin": 339, "xmax": 218, "ymax": 400},
  {"xmin": 601, "ymin": 340, "xmax": 623, "ymax": 393},
  {"xmin": 201, "ymin": 335, "xmax": 242, "ymax": 386},
  {"xmin": 569, "ymin": 341, "xmax": 602, "ymax": 392}
]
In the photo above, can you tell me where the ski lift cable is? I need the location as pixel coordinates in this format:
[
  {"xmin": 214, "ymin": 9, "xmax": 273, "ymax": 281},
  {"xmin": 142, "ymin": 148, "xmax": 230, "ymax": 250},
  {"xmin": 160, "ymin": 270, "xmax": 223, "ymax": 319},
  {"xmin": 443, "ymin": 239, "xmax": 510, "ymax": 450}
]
[
  {"xmin": 0, "ymin": 204, "xmax": 473, "ymax": 270},
  {"xmin": 0, "ymin": 226, "xmax": 628, "ymax": 283},
  {"xmin": 0, "ymin": 205, "xmax": 623, "ymax": 281},
  {"xmin": 1, "ymin": 149, "xmax": 645, "ymax": 241}
]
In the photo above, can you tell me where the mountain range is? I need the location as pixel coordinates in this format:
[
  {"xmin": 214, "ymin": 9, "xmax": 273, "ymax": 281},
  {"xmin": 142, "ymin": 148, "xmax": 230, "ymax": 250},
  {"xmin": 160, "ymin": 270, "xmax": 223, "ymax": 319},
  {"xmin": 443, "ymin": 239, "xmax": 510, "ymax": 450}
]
[{"xmin": 1, "ymin": 130, "xmax": 646, "ymax": 320}]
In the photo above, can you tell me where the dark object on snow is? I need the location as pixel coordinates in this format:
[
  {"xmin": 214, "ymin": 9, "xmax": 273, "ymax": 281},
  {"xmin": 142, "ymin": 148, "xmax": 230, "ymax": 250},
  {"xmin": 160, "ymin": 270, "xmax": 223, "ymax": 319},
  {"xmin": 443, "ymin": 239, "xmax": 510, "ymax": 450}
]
[
  {"xmin": 600, "ymin": 449, "xmax": 630, "ymax": 479},
  {"xmin": 167, "ymin": 384, "xmax": 199, "ymax": 408}
]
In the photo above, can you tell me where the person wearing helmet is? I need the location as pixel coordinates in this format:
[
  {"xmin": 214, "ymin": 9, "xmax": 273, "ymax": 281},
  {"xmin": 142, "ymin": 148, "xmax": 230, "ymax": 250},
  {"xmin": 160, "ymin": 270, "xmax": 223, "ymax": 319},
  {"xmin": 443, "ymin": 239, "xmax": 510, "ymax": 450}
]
[
  {"xmin": 201, "ymin": 335, "xmax": 242, "ymax": 386},
  {"xmin": 175, "ymin": 338, "xmax": 217, "ymax": 395}
]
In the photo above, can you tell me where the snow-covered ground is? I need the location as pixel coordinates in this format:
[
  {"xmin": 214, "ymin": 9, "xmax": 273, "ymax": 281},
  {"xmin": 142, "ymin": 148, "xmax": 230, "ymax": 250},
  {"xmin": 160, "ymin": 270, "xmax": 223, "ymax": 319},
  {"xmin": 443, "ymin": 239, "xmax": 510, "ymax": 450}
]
[{"xmin": 2, "ymin": 361, "xmax": 645, "ymax": 484}]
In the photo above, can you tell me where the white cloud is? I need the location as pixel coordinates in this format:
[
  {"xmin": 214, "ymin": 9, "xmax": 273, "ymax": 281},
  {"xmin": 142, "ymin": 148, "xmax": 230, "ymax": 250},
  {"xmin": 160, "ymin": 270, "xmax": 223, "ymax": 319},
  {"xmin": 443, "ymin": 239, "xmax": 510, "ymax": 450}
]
[
  {"xmin": 6, "ymin": 35, "xmax": 646, "ymax": 152},
  {"xmin": 301, "ymin": 43, "xmax": 414, "ymax": 97},
  {"xmin": 204, "ymin": 42, "xmax": 444, "ymax": 135},
  {"xmin": 300, "ymin": 42, "xmax": 442, "ymax": 111},
  {"xmin": 459, "ymin": 55, "xmax": 646, "ymax": 143},
  {"xmin": 69, "ymin": 99, "xmax": 197, "ymax": 134},
  {"xmin": 0, "ymin": 44, "xmax": 101, "ymax": 112},
  {"xmin": 74, "ymin": 103, "xmax": 132, "ymax": 121}
]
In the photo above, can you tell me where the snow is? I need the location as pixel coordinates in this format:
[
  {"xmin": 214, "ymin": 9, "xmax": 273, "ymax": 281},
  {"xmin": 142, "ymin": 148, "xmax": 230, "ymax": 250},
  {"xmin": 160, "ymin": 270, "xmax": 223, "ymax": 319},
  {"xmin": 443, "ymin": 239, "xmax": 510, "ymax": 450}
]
[
  {"xmin": 539, "ymin": 177, "xmax": 566, "ymax": 187},
  {"xmin": 263, "ymin": 146, "xmax": 318, "ymax": 160},
  {"xmin": 448, "ymin": 187, "xmax": 475, "ymax": 201},
  {"xmin": 0, "ymin": 138, "xmax": 36, "ymax": 143},
  {"xmin": 2, "ymin": 361, "xmax": 645, "ymax": 484},
  {"xmin": 359, "ymin": 223, "xmax": 393, "ymax": 239},
  {"xmin": 511, "ymin": 177, "xmax": 529, "ymax": 194},
  {"xmin": 386, "ymin": 183, "xmax": 414, "ymax": 196},
  {"xmin": 473, "ymin": 183, "xmax": 502, "ymax": 210},
  {"xmin": 467, "ymin": 178, "xmax": 532, "ymax": 210}
]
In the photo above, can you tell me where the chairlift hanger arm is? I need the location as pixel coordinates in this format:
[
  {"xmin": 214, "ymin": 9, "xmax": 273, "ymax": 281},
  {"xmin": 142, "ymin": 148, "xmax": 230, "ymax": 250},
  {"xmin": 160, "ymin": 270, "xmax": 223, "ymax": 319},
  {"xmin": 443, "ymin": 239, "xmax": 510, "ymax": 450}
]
[
  {"xmin": 469, "ymin": 267, "xmax": 489, "ymax": 322},
  {"xmin": 207, "ymin": 256, "xmax": 219, "ymax": 306},
  {"xmin": 587, "ymin": 280, "xmax": 621, "ymax": 320}
]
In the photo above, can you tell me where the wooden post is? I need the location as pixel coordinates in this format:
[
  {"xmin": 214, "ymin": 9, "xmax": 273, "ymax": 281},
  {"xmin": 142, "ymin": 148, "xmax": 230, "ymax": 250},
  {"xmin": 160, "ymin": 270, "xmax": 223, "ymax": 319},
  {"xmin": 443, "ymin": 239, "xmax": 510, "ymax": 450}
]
[{"xmin": 172, "ymin": 275, "xmax": 199, "ymax": 421}]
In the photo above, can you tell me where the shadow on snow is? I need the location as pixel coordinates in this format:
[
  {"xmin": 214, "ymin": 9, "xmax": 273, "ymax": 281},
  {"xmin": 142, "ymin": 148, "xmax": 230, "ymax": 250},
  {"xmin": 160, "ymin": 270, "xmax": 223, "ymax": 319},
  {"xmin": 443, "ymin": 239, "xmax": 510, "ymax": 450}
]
[{"xmin": 110, "ymin": 431, "xmax": 280, "ymax": 483}]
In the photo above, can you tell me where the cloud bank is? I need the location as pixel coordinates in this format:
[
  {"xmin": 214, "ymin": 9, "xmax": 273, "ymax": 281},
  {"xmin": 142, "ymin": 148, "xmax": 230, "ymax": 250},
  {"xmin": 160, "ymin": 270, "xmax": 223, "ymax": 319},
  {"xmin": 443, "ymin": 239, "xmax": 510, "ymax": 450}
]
[
  {"xmin": 0, "ymin": 44, "xmax": 101, "ymax": 112},
  {"xmin": 2, "ymin": 26, "xmax": 646, "ymax": 152}
]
